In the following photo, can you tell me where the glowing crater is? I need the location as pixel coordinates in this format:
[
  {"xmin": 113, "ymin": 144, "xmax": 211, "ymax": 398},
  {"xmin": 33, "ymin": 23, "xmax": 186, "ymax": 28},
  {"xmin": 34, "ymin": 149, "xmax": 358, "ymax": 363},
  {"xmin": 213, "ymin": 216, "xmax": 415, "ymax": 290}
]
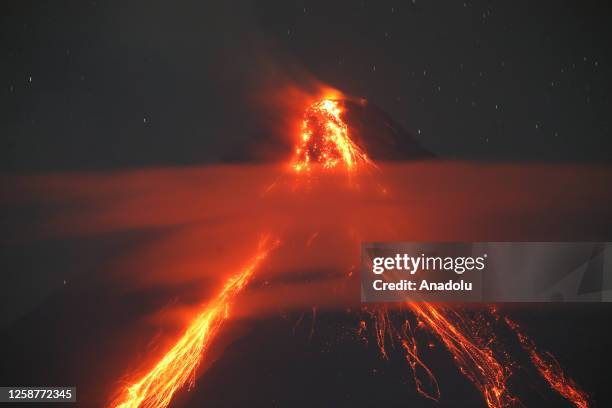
[{"xmin": 292, "ymin": 99, "xmax": 371, "ymax": 172}]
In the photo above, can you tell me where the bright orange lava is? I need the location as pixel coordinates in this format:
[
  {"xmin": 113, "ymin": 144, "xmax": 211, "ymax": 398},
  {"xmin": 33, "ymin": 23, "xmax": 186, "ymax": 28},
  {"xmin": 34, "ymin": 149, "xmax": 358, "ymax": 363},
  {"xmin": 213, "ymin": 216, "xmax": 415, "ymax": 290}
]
[
  {"xmin": 366, "ymin": 303, "xmax": 590, "ymax": 408},
  {"xmin": 408, "ymin": 303, "xmax": 515, "ymax": 408},
  {"xmin": 291, "ymin": 99, "xmax": 372, "ymax": 172},
  {"xmin": 504, "ymin": 317, "xmax": 589, "ymax": 408},
  {"xmin": 110, "ymin": 237, "xmax": 278, "ymax": 408}
]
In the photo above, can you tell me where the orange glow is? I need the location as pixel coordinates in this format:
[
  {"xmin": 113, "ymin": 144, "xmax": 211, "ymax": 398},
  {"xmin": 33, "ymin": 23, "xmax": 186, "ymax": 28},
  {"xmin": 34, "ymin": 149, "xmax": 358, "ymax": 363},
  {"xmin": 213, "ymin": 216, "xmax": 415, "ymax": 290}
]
[
  {"xmin": 504, "ymin": 317, "xmax": 589, "ymax": 408},
  {"xmin": 291, "ymin": 99, "xmax": 373, "ymax": 172},
  {"xmin": 407, "ymin": 303, "xmax": 515, "ymax": 408},
  {"xmin": 110, "ymin": 237, "xmax": 279, "ymax": 408}
]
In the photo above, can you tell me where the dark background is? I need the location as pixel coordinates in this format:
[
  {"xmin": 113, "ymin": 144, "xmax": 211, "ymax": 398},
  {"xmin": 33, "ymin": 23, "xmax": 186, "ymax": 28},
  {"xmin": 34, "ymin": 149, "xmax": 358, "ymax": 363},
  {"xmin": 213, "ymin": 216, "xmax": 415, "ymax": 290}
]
[
  {"xmin": 1, "ymin": 1, "xmax": 611, "ymax": 408},
  {"xmin": 1, "ymin": 0, "xmax": 611, "ymax": 171}
]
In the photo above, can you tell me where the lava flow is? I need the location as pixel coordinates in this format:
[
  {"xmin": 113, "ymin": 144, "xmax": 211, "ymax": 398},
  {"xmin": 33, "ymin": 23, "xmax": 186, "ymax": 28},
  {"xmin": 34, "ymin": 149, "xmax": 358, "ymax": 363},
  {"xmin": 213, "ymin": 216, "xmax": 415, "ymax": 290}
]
[
  {"xmin": 110, "ymin": 237, "xmax": 278, "ymax": 408},
  {"xmin": 504, "ymin": 317, "xmax": 590, "ymax": 408},
  {"xmin": 291, "ymin": 99, "xmax": 373, "ymax": 172},
  {"xmin": 407, "ymin": 304, "xmax": 514, "ymax": 408},
  {"xmin": 106, "ymin": 92, "xmax": 590, "ymax": 408}
]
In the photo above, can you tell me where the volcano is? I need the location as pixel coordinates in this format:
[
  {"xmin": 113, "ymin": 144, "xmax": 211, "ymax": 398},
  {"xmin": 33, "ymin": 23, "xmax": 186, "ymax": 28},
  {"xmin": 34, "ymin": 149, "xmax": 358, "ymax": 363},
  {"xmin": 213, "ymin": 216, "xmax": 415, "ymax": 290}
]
[{"xmin": 223, "ymin": 97, "xmax": 433, "ymax": 164}]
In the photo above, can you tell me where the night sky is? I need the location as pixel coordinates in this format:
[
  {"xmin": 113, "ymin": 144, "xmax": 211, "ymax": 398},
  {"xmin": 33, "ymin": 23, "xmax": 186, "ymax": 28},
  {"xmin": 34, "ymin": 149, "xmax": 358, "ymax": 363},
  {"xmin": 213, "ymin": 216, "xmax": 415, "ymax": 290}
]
[{"xmin": 2, "ymin": 0, "xmax": 611, "ymax": 172}]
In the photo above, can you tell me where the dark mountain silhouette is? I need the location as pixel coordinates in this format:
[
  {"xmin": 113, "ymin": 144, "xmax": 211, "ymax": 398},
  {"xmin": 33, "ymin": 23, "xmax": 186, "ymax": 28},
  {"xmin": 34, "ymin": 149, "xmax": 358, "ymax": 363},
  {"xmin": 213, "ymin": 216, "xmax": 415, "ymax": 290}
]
[{"xmin": 341, "ymin": 99, "xmax": 434, "ymax": 161}]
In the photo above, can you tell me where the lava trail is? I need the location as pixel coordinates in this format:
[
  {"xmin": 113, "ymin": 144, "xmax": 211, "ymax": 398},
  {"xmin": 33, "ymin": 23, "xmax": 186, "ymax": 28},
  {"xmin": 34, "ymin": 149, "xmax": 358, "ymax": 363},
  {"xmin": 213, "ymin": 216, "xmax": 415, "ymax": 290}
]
[
  {"xmin": 110, "ymin": 237, "xmax": 278, "ymax": 408},
  {"xmin": 362, "ymin": 307, "xmax": 441, "ymax": 401},
  {"xmin": 407, "ymin": 303, "xmax": 515, "ymax": 408},
  {"xmin": 504, "ymin": 317, "xmax": 590, "ymax": 408}
]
